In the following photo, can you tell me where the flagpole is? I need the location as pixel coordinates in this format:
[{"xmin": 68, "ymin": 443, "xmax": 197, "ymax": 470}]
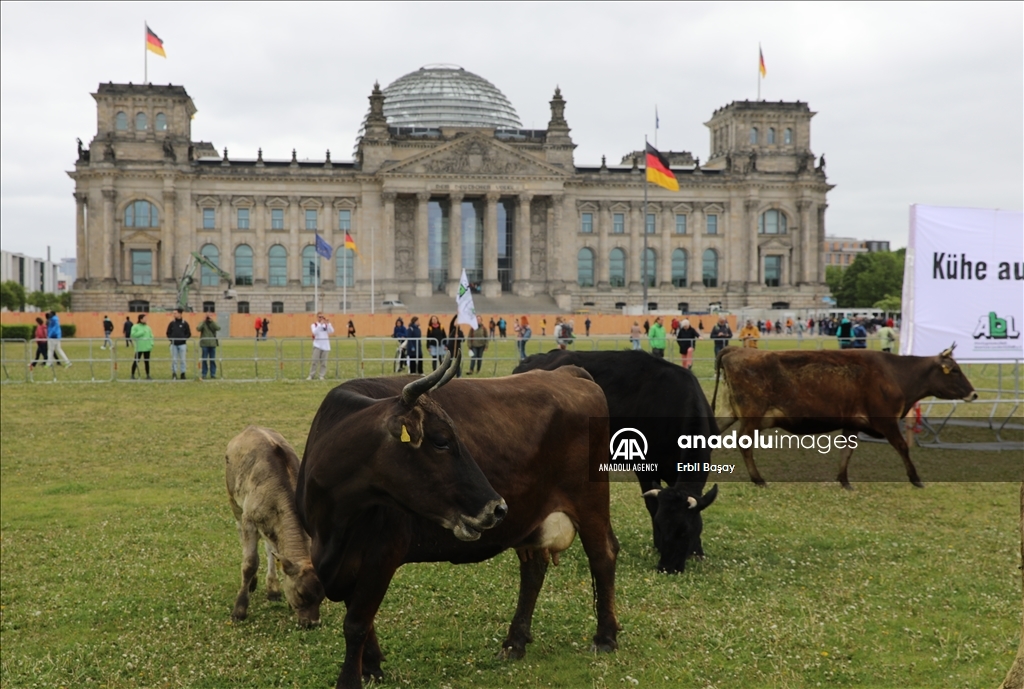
[
  {"xmin": 642, "ymin": 136, "xmax": 649, "ymax": 316},
  {"xmin": 315, "ymin": 254, "xmax": 320, "ymax": 314},
  {"xmin": 757, "ymin": 43, "xmax": 762, "ymax": 101},
  {"xmin": 144, "ymin": 22, "xmax": 148, "ymax": 84},
  {"xmin": 343, "ymin": 247, "xmax": 348, "ymax": 314}
]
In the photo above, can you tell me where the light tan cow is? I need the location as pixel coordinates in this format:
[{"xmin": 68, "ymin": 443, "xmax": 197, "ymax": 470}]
[{"xmin": 226, "ymin": 425, "xmax": 324, "ymax": 627}]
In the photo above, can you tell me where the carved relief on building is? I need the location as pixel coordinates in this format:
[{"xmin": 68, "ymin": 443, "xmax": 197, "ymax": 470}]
[
  {"xmin": 393, "ymin": 196, "xmax": 416, "ymax": 277},
  {"xmin": 421, "ymin": 139, "xmax": 527, "ymax": 176},
  {"xmin": 529, "ymin": 198, "xmax": 548, "ymax": 280}
]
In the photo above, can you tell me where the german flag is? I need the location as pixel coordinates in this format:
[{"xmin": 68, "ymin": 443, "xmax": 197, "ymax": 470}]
[
  {"xmin": 146, "ymin": 25, "xmax": 166, "ymax": 58},
  {"xmin": 344, "ymin": 232, "xmax": 360, "ymax": 255},
  {"xmin": 645, "ymin": 143, "xmax": 678, "ymax": 191}
]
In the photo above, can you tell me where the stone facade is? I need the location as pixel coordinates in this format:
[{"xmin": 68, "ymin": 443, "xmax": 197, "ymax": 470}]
[{"xmin": 69, "ymin": 80, "xmax": 833, "ymax": 313}]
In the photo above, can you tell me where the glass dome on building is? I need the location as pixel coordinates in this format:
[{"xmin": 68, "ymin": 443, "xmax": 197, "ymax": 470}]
[{"xmin": 372, "ymin": 64, "xmax": 523, "ymax": 130}]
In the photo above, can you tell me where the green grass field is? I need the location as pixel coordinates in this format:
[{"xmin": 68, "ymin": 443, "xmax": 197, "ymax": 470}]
[{"xmin": 1, "ymin": 379, "xmax": 1021, "ymax": 689}]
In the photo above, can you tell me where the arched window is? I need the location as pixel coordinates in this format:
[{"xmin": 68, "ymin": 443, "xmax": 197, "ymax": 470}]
[
  {"xmin": 784, "ymin": 128, "xmax": 793, "ymax": 145},
  {"xmin": 749, "ymin": 127, "xmax": 758, "ymax": 145},
  {"xmin": 155, "ymin": 113, "xmax": 167, "ymax": 132},
  {"xmin": 200, "ymin": 244, "xmax": 220, "ymax": 286},
  {"xmin": 124, "ymin": 200, "xmax": 159, "ymax": 228},
  {"xmin": 336, "ymin": 247, "xmax": 355, "ymax": 287},
  {"xmin": 301, "ymin": 245, "xmax": 318, "ymax": 287},
  {"xmin": 768, "ymin": 128, "xmax": 776, "ymax": 144},
  {"xmin": 135, "ymin": 112, "xmax": 148, "ymax": 131},
  {"xmin": 758, "ymin": 209, "xmax": 788, "ymax": 235},
  {"xmin": 115, "ymin": 111, "xmax": 128, "ymax": 131},
  {"xmin": 609, "ymin": 248, "xmax": 626, "ymax": 287},
  {"xmin": 234, "ymin": 245, "xmax": 253, "ymax": 286},
  {"xmin": 672, "ymin": 248, "xmax": 688, "ymax": 287},
  {"xmin": 702, "ymin": 249, "xmax": 719, "ymax": 288},
  {"xmin": 577, "ymin": 248, "xmax": 595, "ymax": 287},
  {"xmin": 268, "ymin": 245, "xmax": 287, "ymax": 286},
  {"xmin": 642, "ymin": 248, "xmax": 656, "ymax": 287}
]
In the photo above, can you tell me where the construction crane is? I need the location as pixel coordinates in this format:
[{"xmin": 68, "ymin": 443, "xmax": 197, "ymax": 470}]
[{"xmin": 176, "ymin": 251, "xmax": 237, "ymax": 312}]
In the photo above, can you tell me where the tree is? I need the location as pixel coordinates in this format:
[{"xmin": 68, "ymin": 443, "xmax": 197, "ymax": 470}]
[
  {"xmin": 873, "ymin": 294, "xmax": 902, "ymax": 313},
  {"xmin": 1, "ymin": 281, "xmax": 26, "ymax": 311},
  {"xmin": 825, "ymin": 265, "xmax": 844, "ymax": 298},
  {"xmin": 27, "ymin": 291, "xmax": 63, "ymax": 312},
  {"xmin": 835, "ymin": 249, "xmax": 905, "ymax": 308},
  {"xmin": 59, "ymin": 291, "xmax": 73, "ymax": 311}
]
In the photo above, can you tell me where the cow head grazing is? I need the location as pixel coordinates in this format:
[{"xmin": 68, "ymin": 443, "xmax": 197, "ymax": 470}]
[
  {"xmin": 280, "ymin": 559, "xmax": 325, "ymax": 628},
  {"xmin": 642, "ymin": 484, "xmax": 718, "ymax": 574},
  {"xmin": 382, "ymin": 350, "xmax": 509, "ymax": 541},
  {"xmin": 930, "ymin": 343, "xmax": 977, "ymax": 402}
]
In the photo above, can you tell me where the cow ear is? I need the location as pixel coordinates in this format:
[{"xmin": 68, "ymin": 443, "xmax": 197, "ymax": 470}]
[
  {"xmin": 696, "ymin": 484, "xmax": 719, "ymax": 511},
  {"xmin": 386, "ymin": 413, "xmax": 423, "ymax": 448},
  {"xmin": 281, "ymin": 559, "xmax": 301, "ymax": 577}
]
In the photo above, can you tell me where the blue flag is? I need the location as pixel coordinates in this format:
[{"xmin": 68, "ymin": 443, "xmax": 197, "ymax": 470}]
[{"xmin": 315, "ymin": 233, "xmax": 332, "ymax": 259}]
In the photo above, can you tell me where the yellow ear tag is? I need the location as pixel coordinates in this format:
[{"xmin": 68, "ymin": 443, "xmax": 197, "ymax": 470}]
[{"xmin": 400, "ymin": 425, "xmax": 411, "ymax": 443}]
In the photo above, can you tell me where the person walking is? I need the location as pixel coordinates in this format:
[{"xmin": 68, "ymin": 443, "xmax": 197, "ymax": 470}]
[
  {"xmin": 308, "ymin": 313, "xmax": 334, "ymax": 380},
  {"xmin": 585, "ymin": 317, "xmax": 592, "ymax": 337},
  {"xmin": 347, "ymin": 320, "xmax": 356, "ymax": 337},
  {"xmin": 643, "ymin": 319, "xmax": 651, "ymax": 335},
  {"xmin": 29, "ymin": 317, "xmax": 48, "ymax": 370},
  {"xmin": 46, "ymin": 311, "xmax": 72, "ymax": 369},
  {"xmin": 196, "ymin": 313, "xmax": 221, "ymax": 379},
  {"xmin": 426, "ymin": 316, "xmax": 446, "ymax": 370},
  {"xmin": 101, "ymin": 315, "xmax": 114, "ymax": 349},
  {"xmin": 467, "ymin": 321, "xmax": 488, "ymax": 375},
  {"xmin": 166, "ymin": 308, "xmax": 192, "ymax": 379},
  {"xmin": 629, "ymin": 320, "xmax": 643, "ymax": 351},
  {"xmin": 254, "ymin": 316, "xmax": 263, "ymax": 340},
  {"xmin": 407, "ymin": 316, "xmax": 424, "ymax": 375},
  {"xmin": 498, "ymin": 316, "xmax": 507, "ymax": 338},
  {"xmin": 130, "ymin": 314, "xmax": 154, "ymax": 379},
  {"xmin": 648, "ymin": 316, "xmax": 667, "ymax": 358},
  {"xmin": 123, "ymin": 316, "xmax": 133, "ymax": 347},
  {"xmin": 739, "ymin": 319, "xmax": 760, "ymax": 348},
  {"xmin": 836, "ymin": 317, "xmax": 854, "ymax": 349},
  {"xmin": 488, "ymin": 317, "xmax": 496, "ymax": 339},
  {"xmin": 261, "ymin": 318, "xmax": 269, "ymax": 340},
  {"xmin": 541, "ymin": 317, "xmax": 547, "ymax": 336},
  {"xmin": 710, "ymin": 316, "xmax": 733, "ymax": 356},
  {"xmin": 878, "ymin": 321, "xmax": 897, "ymax": 353},
  {"xmin": 851, "ymin": 319, "xmax": 868, "ymax": 349},
  {"xmin": 515, "ymin": 317, "xmax": 532, "ymax": 361},
  {"xmin": 676, "ymin": 318, "xmax": 700, "ymax": 369},
  {"xmin": 392, "ymin": 317, "xmax": 408, "ymax": 372}
]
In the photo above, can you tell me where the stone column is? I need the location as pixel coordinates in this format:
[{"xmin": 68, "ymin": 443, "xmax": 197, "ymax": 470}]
[
  {"xmin": 817, "ymin": 204, "xmax": 828, "ymax": 283},
  {"xmin": 482, "ymin": 192, "xmax": 501, "ymax": 296},
  {"xmin": 746, "ymin": 199, "xmax": 760, "ymax": 286},
  {"xmin": 288, "ymin": 196, "xmax": 301, "ymax": 285},
  {"xmin": 660, "ymin": 203, "xmax": 673, "ymax": 288},
  {"xmin": 597, "ymin": 200, "xmax": 610, "ymax": 287},
  {"xmin": 254, "ymin": 196, "xmax": 267, "ymax": 284},
  {"xmin": 549, "ymin": 194, "xmax": 565, "ymax": 286},
  {"xmin": 381, "ymin": 192, "xmax": 397, "ymax": 284},
  {"xmin": 161, "ymin": 189, "xmax": 176, "ymax": 284},
  {"xmin": 322, "ymin": 196, "xmax": 334, "ymax": 286},
  {"xmin": 219, "ymin": 195, "xmax": 233, "ymax": 278},
  {"xmin": 690, "ymin": 203, "xmax": 705, "ymax": 289},
  {"xmin": 513, "ymin": 192, "xmax": 533, "ymax": 295},
  {"xmin": 446, "ymin": 193, "xmax": 463, "ymax": 296},
  {"xmin": 102, "ymin": 188, "xmax": 116, "ymax": 282},
  {"xmin": 74, "ymin": 192, "xmax": 88, "ymax": 287},
  {"xmin": 797, "ymin": 199, "xmax": 813, "ymax": 284},
  {"xmin": 414, "ymin": 192, "xmax": 432, "ymax": 296},
  {"xmin": 628, "ymin": 200, "xmax": 643, "ymax": 289}
]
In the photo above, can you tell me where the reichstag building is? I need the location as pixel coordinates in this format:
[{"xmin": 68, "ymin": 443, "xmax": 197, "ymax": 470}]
[{"xmin": 69, "ymin": 65, "xmax": 833, "ymax": 313}]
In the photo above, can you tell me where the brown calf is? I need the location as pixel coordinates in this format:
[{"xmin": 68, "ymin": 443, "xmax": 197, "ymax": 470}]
[{"xmin": 226, "ymin": 425, "xmax": 325, "ymax": 627}]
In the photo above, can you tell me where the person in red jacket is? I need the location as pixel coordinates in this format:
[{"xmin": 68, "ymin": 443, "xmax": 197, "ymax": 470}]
[
  {"xmin": 29, "ymin": 317, "xmax": 48, "ymax": 370},
  {"xmin": 254, "ymin": 316, "xmax": 262, "ymax": 339}
]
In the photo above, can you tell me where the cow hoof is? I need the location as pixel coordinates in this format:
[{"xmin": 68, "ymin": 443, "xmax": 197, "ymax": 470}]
[
  {"xmin": 266, "ymin": 591, "xmax": 282, "ymax": 602},
  {"xmin": 840, "ymin": 483, "xmax": 855, "ymax": 492},
  {"xmin": 297, "ymin": 617, "xmax": 321, "ymax": 629},
  {"xmin": 362, "ymin": 665, "xmax": 383, "ymax": 682},
  {"xmin": 499, "ymin": 644, "xmax": 527, "ymax": 660},
  {"xmin": 911, "ymin": 480, "xmax": 925, "ymax": 489},
  {"xmin": 590, "ymin": 639, "xmax": 618, "ymax": 654},
  {"xmin": 231, "ymin": 610, "xmax": 247, "ymax": 623},
  {"xmin": 753, "ymin": 479, "xmax": 768, "ymax": 488}
]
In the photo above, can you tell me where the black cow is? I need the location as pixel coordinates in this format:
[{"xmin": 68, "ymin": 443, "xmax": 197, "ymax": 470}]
[
  {"xmin": 514, "ymin": 349, "xmax": 718, "ymax": 574},
  {"xmin": 297, "ymin": 355, "xmax": 620, "ymax": 688}
]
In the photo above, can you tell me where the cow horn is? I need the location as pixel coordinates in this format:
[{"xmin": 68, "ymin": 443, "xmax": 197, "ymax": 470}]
[
  {"xmin": 401, "ymin": 351, "xmax": 452, "ymax": 406},
  {"xmin": 642, "ymin": 489, "xmax": 661, "ymax": 498},
  {"xmin": 940, "ymin": 342, "xmax": 956, "ymax": 358},
  {"xmin": 687, "ymin": 496, "xmax": 698, "ymax": 509},
  {"xmin": 431, "ymin": 346, "xmax": 461, "ymax": 392}
]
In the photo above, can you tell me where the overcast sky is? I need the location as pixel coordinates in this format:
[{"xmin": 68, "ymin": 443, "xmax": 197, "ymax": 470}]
[{"xmin": 2, "ymin": 2, "xmax": 1021, "ymax": 261}]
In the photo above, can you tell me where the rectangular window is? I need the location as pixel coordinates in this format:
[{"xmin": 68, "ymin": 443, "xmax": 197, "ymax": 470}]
[
  {"xmin": 202, "ymin": 208, "xmax": 215, "ymax": 229},
  {"xmin": 237, "ymin": 208, "xmax": 250, "ymax": 230},
  {"xmin": 305, "ymin": 209, "xmax": 317, "ymax": 230},
  {"xmin": 706, "ymin": 214, "xmax": 718, "ymax": 235},
  {"xmin": 765, "ymin": 255, "xmax": 781, "ymax": 287},
  {"xmin": 581, "ymin": 212, "xmax": 593, "ymax": 234},
  {"xmin": 645, "ymin": 213, "xmax": 655, "ymax": 234},
  {"xmin": 131, "ymin": 250, "xmax": 152, "ymax": 285},
  {"xmin": 202, "ymin": 301, "xmax": 216, "ymax": 313},
  {"xmin": 271, "ymin": 208, "xmax": 284, "ymax": 230},
  {"xmin": 236, "ymin": 301, "xmax": 250, "ymax": 314},
  {"xmin": 613, "ymin": 213, "xmax": 624, "ymax": 234},
  {"xmin": 675, "ymin": 214, "xmax": 687, "ymax": 234},
  {"xmin": 338, "ymin": 209, "xmax": 351, "ymax": 231},
  {"xmin": 271, "ymin": 301, "xmax": 284, "ymax": 314}
]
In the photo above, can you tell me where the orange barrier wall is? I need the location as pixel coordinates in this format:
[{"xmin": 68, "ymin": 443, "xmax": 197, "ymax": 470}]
[{"xmin": 2, "ymin": 311, "xmax": 740, "ymax": 339}]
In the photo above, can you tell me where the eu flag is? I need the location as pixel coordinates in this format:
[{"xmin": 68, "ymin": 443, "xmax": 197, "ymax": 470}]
[{"xmin": 315, "ymin": 233, "xmax": 332, "ymax": 259}]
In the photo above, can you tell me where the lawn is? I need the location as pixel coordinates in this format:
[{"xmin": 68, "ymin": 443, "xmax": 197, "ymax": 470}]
[{"xmin": 1, "ymin": 378, "xmax": 1021, "ymax": 688}]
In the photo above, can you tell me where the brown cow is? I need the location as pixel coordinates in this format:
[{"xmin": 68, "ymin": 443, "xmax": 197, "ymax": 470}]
[
  {"xmin": 712, "ymin": 344, "xmax": 977, "ymax": 489},
  {"xmin": 297, "ymin": 358, "xmax": 619, "ymax": 689},
  {"xmin": 226, "ymin": 425, "xmax": 325, "ymax": 627}
]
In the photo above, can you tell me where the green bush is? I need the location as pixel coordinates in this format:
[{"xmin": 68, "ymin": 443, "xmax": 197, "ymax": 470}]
[
  {"xmin": 61, "ymin": 324, "xmax": 76, "ymax": 338},
  {"xmin": 1, "ymin": 325, "xmax": 33, "ymax": 340}
]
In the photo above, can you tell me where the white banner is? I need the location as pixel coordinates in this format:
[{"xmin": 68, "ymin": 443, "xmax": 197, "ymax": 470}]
[
  {"xmin": 902, "ymin": 204, "xmax": 1023, "ymax": 361},
  {"xmin": 456, "ymin": 269, "xmax": 479, "ymax": 330}
]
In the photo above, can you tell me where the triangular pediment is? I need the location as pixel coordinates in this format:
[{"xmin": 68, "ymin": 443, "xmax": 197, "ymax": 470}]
[
  {"xmin": 759, "ymin": 236, "xmax": 791, "ymax": 251},
  {"xmin": 121, "ymin": 229, "xmax": 160, "ymax": 244},
  {"xmin": 380, "ymin": 135, "xmax": 569, "ymax": 178}
]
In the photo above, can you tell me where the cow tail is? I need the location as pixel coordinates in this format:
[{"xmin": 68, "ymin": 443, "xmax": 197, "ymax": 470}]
[{"xmin": 711, "ymin": 348, "xmax": 724, "ymax": 413}]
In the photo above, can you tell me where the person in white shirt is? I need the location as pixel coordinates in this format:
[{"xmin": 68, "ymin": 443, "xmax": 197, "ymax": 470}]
[{"xmin": 308, "ymin": 313, "xmax": 335, "ymax": 380}]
